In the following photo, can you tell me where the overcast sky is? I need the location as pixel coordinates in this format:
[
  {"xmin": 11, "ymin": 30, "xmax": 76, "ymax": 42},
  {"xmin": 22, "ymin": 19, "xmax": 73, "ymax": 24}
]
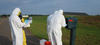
[{"xmin": 0, "ymin": 0, "xmax": 100, "ymax": 15}]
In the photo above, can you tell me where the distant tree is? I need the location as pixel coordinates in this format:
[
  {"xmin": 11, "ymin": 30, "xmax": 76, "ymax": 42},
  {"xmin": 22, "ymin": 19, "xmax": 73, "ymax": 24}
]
[
  {"xmin": 64, "ymin": 12, "xmax": 88, "ymax": 16},
  {"xmin": 0, "ymin": 14, "xmax": 10, "ymax": 18},
  {"xmin": 96, "ymin": 15, "xmax": 100, "ymax": 16}
]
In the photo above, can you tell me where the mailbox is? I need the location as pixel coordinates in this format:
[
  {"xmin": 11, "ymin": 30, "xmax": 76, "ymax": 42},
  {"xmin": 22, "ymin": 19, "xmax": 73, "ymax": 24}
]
[
  {"xmin": 65, "ymin": 17, "xmax": 78, "ymax": 45},
  {"xmin": 65, "ymin": 17, "xmax": 77, "ymax": 29}
]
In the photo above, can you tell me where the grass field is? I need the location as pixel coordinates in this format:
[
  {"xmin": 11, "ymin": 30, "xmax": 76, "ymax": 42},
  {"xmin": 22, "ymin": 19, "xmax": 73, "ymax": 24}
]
[{"xmin": 29, "ymin": 15, "xmax": 100, "ymax": 45}]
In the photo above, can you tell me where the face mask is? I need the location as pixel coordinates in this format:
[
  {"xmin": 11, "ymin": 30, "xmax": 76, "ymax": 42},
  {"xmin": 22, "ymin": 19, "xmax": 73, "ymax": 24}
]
[
  {"xmin": 19, "ymin": 13, "xmax": 22, "ymax": 19},
  {"xmin": 17, "ymin": 11, "xmax": 22, "ymax": 19}
]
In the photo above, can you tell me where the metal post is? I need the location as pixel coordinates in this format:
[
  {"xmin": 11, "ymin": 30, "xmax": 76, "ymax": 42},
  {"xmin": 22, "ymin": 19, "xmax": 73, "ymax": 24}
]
[{"xmin": 70, "ymin": 28, "xmax": 76, "ymax": 45}]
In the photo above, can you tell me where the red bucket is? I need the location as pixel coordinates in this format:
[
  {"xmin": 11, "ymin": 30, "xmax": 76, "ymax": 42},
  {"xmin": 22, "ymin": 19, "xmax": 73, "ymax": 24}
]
[{"xmin": 45, "ymin": 41, "xmax": 51, "ymax": 45}]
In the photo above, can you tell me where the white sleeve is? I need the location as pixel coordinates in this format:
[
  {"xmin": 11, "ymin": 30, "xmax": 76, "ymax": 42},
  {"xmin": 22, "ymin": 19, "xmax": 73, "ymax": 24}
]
[
  {"xmin": 61, "ymin": 15, "xmax": 67, "ymax": 27},
  {"xmin": 13, "ymin": 16, "xmax": 26, "ymax": 28}
]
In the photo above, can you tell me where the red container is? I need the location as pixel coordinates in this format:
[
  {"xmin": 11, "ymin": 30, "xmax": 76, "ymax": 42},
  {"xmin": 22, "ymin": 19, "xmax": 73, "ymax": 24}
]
[{"xmin": 45, "ymin": 41, "xmax": 51, "ymax": 45}]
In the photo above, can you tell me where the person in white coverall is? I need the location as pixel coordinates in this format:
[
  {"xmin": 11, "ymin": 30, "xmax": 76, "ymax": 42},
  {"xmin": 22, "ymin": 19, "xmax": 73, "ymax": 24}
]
[
  {"xmin": 47, "ymin": 10, "xmax": 67, "ymax": 45},
  {"xmin": 9, "ymin": 8, "xmax": 30, "ymax": 45}
]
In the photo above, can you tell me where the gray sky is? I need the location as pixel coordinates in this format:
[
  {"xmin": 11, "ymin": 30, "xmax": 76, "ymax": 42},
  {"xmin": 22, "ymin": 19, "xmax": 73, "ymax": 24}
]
[{"xmin": 0, "ymin": 0, "xmax": 100, "ymax": 15}]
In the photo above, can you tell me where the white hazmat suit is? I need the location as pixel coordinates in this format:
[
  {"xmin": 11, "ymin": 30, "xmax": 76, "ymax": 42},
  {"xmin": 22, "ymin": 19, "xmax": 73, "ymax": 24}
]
[
  {"xmin": 9, "ymin": 8, "xmax": 29, "ymax": 45},
  {"xmin": 47, "ymin": 10, "xmax": 66, "ymax": 45}
]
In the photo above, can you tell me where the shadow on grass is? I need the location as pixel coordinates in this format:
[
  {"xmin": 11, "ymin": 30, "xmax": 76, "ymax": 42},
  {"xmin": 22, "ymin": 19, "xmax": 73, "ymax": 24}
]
[
  {"xmin": 0, "ymin": 36, "xmax": 12, "ymax": 45},
  {"xmin": 0, "ymin": 35, "xmax": 40, "ymax": 45},
  {"xmin": 26, "ymin": 35, "xmax": 40, "ymax": 45}
]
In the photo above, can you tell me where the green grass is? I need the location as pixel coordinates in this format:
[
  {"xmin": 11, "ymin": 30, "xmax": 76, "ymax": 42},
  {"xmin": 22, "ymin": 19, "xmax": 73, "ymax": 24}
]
[
  {"xmin": 29, "ymin": 16, "xmax": 48, "ymax": 39},
  {"xmin": 29, "ymin": 16, "xmax": 100, "ymax": 45}
]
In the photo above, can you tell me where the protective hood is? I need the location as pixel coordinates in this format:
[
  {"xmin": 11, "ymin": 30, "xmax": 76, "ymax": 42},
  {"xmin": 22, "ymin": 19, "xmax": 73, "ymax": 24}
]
[
  {"xmin": 54, "ymin": 10, "xmax": 63, "ymax": 15},
  {"xmin": 11, "ymin": 8, "xmax": 21, "ymax": 17},
  {"xmin": 57, "ymin": 10, "xmax": 63, "ymax": 15}
]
